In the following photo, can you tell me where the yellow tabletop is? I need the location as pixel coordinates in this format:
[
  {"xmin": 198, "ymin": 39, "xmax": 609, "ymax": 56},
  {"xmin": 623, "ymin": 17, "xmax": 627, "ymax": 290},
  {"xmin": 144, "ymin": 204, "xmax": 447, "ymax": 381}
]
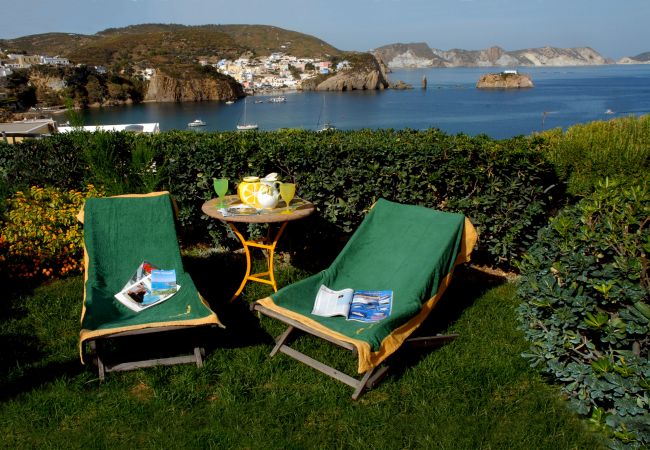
[
  {"xmin": 201, "ymin": 195, "xmax": 315, "ymax": 223},
  {"xmin": 202, "ymin": 195, "xmax": 315, "ymax": 300}
]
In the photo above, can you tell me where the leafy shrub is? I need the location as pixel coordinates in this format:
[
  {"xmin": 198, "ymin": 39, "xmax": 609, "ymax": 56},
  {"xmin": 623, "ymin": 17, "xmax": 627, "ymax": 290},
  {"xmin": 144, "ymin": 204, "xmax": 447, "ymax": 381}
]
[
  {"xmin": 0, "ymin": 185, "xmax": 102, "ymax": 280},
  {"xmin": 517, "ymin": 179, "xmax": 649, "ymax": 448},
  {"xmin": 1, "ymin": 129, "xmax": 561, "ymax": 267},
  {"xmin": 0, "ymin": 133, "xmax": 88, "ymax": 196},
  {"xmin": 0, "ymin": 132, "xmax": 165, "ymax": 201},
  {"xmin": 157, "ymin": 129, "xmax": 560, "ymax": 266},
  {"xmin": 538, "ymin": 115, "xmax": 650, "ymax": 196},
  {"xmin": 82, "ymin": 131, "xmax": 166, "ymax": 195}
]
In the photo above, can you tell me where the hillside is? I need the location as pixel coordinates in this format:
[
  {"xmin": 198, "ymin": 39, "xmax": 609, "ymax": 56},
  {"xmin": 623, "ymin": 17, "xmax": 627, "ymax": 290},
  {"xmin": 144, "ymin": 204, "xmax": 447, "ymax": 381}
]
[
  {"xmin": 618, "ymin": 51, "xmax": 650, "ymax": 64},
  {"xmin": 373, "ymin": 43, "xmax": 612, "ymax": 68},
  {"xmin": 0, "ymin": 24, "xmax": 341, "ymax": 73},
  {"xmin": 631, "ymin": 51, "xmax": 650, "ymax": 62}
]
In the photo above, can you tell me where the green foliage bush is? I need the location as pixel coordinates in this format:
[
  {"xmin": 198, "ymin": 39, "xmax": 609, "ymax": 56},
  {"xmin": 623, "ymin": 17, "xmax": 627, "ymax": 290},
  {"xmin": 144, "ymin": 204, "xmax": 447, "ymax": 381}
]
[
  {"xmin": 517, "ymin": 179, "xmax": 649, "ymax": 448},
  {"xmin": 538, "ymin": 115, "xmax": 650, "ymax": 196},
  {"xmin": 0, "ymin": 129, "xmax": 561, "ymax": 267},
  {"xmin": 0, "ymin": 133, "xmax": 88, "ymax": 194},
  {"xmin": 153, "ymin": 129, "xmax": 560, "ymax": 266},
  {"xmin": 0, "ymin": 131, "xmax": 165, "ymax": 199}
]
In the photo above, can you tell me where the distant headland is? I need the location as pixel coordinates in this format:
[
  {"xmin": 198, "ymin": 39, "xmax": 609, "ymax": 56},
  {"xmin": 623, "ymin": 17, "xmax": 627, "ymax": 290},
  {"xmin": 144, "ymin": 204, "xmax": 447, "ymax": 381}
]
[{"xmin": 372, "ymin": 42, "xmax": 650, "ymax": 69}]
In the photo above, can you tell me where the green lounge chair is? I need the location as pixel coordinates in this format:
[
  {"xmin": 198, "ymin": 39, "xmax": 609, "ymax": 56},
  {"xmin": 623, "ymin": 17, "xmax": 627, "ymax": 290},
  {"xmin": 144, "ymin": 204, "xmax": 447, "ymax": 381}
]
[
  {"xmin": 78, "ymin": 192, "xmax": 223, "ymax": 379},
  {"xmin": 253, "ymin": 198, "xmax": 477, "ymax": 399}
]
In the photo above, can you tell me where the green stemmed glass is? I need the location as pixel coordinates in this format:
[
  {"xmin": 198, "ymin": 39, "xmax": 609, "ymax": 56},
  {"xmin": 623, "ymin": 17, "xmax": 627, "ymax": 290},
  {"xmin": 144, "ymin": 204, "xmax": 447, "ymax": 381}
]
[
  {"xmin": 213, "ymin": 178, "xmax": 228, "ymax": 208},
  {"xmin": 279, "ymin": 182, "xmax": 296, "ymax": 214}
]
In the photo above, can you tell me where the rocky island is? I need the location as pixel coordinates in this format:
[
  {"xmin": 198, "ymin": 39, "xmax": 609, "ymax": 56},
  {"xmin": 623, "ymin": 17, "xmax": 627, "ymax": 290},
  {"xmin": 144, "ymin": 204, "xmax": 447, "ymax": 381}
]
[{"xmin": 476, "ymin": 71, "xmax": 534, "ymax": 89}]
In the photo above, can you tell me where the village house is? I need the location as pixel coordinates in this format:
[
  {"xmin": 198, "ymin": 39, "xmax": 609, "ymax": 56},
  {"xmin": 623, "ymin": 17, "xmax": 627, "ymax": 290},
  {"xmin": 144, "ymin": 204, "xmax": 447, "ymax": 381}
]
[
  {"xmin": 0, "ymin": 66, "xmax": 12, "ymax": 77},
  {"xmin": 41, "ymin": 56, "xmax": 70, "ymax": 66}
]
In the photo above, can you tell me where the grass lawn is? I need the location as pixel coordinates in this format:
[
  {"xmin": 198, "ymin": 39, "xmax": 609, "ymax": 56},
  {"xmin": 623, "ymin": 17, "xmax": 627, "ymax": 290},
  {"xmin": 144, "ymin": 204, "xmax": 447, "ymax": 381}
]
[{"xmin": 0, "ymin": 254, "xmax": 606, "ymax": 449}]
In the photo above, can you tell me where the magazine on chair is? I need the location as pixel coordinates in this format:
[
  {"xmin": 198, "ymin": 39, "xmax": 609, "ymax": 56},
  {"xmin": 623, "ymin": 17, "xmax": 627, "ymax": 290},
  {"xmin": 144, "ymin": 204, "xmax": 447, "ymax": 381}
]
[
  {"xmin": 114, "ymin": 261, "xmax": 180, "ymax": 312},
  {"xmin": 311, "ymin": 285, "xmax": 393, "ymax": 323}
]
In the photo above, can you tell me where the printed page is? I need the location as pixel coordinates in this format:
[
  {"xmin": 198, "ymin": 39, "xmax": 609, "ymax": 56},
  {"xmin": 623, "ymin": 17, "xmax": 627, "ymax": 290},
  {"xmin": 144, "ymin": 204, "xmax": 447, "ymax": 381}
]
[
  {"xmin": 311, "ymin": 285, "xmax": 354, "ymax": 318},
  {"xmin": 347, "ymin": 290, "xmax": 393, "ymax": 323}
]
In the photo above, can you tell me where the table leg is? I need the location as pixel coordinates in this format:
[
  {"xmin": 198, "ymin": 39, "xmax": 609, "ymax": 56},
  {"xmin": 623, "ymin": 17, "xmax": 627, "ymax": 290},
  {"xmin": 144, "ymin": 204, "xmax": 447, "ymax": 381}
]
[{"xmin": 228, "ymin": 221, "xmax": 288, "ymax": 301}]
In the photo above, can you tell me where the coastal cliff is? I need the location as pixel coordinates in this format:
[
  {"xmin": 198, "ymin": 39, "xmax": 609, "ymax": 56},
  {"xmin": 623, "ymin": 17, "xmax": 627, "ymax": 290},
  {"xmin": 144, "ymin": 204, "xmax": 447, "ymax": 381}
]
[
  {"xmin": 301, "ymin": 54, "xmax": 390, "ymax": 91},
  {"xmin": 476, "ymin": 72, "xmax": 534, "ymax": 89},
  {"xmin": 314, "ymin": 68, "xmax": 389, "ymax": 91},
  {"xmin": 374, "ymin": 43, "xmax": 612, "ymax": 68},
  {"xmin": 144, "ymin": 72, "xmax": 244, "ymax": 102}
]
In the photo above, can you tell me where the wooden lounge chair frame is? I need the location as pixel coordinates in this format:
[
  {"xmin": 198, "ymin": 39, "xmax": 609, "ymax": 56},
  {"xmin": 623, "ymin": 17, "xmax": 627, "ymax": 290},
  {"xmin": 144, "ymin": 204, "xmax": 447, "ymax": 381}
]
[
  {"xmin": 253, "ymin": 303, "xmax": 458, "ymax": 400},
  {"xmin": 85, "ymin": 325, "xmax": 209, "ymax": 381}
]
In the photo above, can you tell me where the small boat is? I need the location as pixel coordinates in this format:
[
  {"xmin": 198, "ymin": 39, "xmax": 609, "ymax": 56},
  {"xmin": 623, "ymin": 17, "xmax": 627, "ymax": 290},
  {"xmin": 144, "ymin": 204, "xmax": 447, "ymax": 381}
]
[
  {"xmin": 605, "ymin": 109, "xmax": 615, "ymax": 115},
  {"xmin": 237, "ymin": 98, "xmax": 258, "ymax": 131},
  {"xmin": 316, "ymin": 95, "xmax": 335, "ymax": 132},
  {"xmin": 188, "ymin": 119, "xmax": 206, "ymax": 127},
  {"xmin": 317, "ymin": 123, "xmax": 336, "ymax": 133},
  {"xmin": 225, "ymin": 100, "xmax": 234, "ymax": 105},
  {"xmin": 269, "ymin": 96, "xmax": 286, "ymax": 103}
]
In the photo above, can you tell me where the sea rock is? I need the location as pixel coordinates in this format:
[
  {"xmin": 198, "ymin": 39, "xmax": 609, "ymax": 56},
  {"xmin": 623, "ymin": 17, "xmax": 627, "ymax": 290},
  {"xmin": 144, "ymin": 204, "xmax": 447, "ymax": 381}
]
[
  {"xmin": 390, "ymin": 80, "xmax": 413, "ymax": 90},
  {"xmin": 476, "ymin": 72, "xmax": 534, "ymax": 89},
  {"xmin": 145, "ymin": 72, "xmax": 244, "ymax": 102},
  {"xmin": 311, "ymin": 55, "xmax": 390, "ymax": 91}
]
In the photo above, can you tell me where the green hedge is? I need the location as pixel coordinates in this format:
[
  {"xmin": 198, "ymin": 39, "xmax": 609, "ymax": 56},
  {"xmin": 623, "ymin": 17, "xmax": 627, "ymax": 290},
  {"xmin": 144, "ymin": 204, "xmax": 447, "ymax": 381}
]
[
  {"xmin": 0, "ymin": 129, "xmax": 561, "ymax": 267},
  {"xmin": 517, "ymin": 179, "xmax": 649, "ymax": 448}
]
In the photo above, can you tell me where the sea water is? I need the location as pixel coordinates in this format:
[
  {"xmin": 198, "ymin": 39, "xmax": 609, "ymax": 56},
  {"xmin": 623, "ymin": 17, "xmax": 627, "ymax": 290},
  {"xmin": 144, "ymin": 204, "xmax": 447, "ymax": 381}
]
[{"xmin": 79, "ymin": 65, "xmax": 650, "ymax": 139}]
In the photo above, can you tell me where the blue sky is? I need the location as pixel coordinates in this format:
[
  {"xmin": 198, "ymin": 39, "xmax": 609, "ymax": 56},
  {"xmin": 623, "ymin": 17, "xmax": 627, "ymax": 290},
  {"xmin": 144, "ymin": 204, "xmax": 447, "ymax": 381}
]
[{"xmin": 0, "ymin": 0, "xmax": 647, "ymax": 59}]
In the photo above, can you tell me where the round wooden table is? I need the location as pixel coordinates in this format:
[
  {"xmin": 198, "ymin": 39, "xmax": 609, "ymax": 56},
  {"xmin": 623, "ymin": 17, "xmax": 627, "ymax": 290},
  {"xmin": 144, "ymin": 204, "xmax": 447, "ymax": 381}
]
[{"xmin": 202, "ymin": 195, "xmax": 315, "ymax": 300}]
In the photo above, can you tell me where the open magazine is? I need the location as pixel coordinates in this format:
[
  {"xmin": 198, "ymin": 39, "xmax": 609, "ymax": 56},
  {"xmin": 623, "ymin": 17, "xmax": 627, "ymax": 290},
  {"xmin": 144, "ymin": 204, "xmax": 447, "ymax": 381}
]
[
  {"xmin": 311, "ymin": 285, "xmax": 393, "ymax": 323},
  {"xmin": 114, "ymin": 261, "xmax": 180, "ymax": 312}
]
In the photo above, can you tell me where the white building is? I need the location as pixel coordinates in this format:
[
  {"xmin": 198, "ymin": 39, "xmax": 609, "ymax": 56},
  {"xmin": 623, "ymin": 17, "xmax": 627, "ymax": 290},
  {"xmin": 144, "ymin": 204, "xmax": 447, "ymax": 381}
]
[
  {"xmin": 58, "ymin": 123, "xmax": 160, "ymax": 134},
  {"xmin": 41, "ymin": 56, "xmax": 70, "ymax": 66},
  {"xmin": 134, "ymin": 68, "xmax": 155, "ymax": 80},
  {"xmin": 336, "ymin": 60, "xmax": 351, "ymax": 70}
]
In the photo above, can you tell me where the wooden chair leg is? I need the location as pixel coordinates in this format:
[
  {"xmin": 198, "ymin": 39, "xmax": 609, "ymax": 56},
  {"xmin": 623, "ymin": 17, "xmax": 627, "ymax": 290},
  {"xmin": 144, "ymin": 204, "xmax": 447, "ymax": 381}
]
[
  {"xmin": 405, "ymin": 334, "xmax": 459, "ymax": 348},
  {"xmin": 194, "ymin": 347, "xmax": 204, "ymax": 368},
  {"xmin": 366, "ymin": 365, "xmax": 390, "ymax": 390},
  {"xmin": 271, "ymin": 325, "xmax": 295, "ymax": 357},
  {"xmin": 89, "ymin": 341, "xmax": 106, "ymax": 381},
  {"xmin": 352, "ymin": 367, "xmax": 376, "ymax": 400}
]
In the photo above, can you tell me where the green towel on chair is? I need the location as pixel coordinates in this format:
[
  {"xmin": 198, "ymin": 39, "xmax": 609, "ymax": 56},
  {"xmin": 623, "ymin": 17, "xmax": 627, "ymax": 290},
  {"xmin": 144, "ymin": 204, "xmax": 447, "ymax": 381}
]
[
  {"xmin": 257, "ymin": 198, "xmax": 477, "ymax": 373},
  {"xmin": 79, "ymin": 192, "xmax": 220, "ymax": 360}
]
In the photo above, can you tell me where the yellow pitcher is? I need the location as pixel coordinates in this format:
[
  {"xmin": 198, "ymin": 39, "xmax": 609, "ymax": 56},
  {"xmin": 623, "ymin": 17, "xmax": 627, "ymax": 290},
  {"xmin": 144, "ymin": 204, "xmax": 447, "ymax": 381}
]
[{"xmin": 237, "ymin": 176, "xmax": 261, "ymax": 207}]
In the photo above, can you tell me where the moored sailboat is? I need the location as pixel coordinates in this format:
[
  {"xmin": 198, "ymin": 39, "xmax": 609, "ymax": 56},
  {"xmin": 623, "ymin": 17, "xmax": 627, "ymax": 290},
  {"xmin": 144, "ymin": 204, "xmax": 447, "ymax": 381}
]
[{"xmin": 237, "ymin": 97, "xmax": 258, "ymax": 131}]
